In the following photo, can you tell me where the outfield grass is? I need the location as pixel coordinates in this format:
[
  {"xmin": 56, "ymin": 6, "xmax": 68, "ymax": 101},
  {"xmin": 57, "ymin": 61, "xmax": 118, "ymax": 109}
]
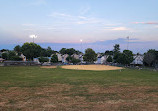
[{"xmin": 0, "ymin": 66, "xmax": 158, "ymax": 111}]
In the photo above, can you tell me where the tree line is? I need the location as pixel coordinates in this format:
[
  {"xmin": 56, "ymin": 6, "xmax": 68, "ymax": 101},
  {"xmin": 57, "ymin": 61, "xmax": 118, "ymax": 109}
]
[{"xmin": 0, "ymin": 42, "xmax": 158, "ymax": 67}]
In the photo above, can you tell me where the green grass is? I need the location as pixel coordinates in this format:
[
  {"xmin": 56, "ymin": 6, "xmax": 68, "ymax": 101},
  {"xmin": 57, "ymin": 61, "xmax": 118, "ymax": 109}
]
[
  {"xmin": 0, "ymin": 66, "xmax": 158, "ymax": 111},
  {"xmin": 0, "ymin": 66, "xmax": 158, "ymax": 87}
]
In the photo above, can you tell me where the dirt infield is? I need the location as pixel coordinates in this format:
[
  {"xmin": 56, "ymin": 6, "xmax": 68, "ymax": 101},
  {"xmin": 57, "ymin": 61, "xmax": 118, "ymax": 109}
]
[
  {"xmin": 40, "ymin": 66, "xmax": 57, "ymax": 69},
  {"xmin": 61, "ymin": 65, "xmax": 123, "ymax": 71}
]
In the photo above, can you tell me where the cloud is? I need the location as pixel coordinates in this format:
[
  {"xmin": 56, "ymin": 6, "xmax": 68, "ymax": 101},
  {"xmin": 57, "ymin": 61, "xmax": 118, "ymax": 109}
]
[
  {"xmin": 112, "ymin": 27, "xmax": 129, "ymax": 31},
  {"xmin": 49, "ymin": 12, "xmax": 101, "ymax": 25},
  {"xmin": 22, "ymin": 24, "xmax": 35, "ymax": 26},
  {"xmin": 48, "ymin": 12, "xmax": 73, "ymax": 18},
  {"xmin": 133, "ymin": 22, "xmax": 158, "ymax": 25},
  {"xmin": 103, "ymin": 27, "xmax": 129, "ymax": 31}
]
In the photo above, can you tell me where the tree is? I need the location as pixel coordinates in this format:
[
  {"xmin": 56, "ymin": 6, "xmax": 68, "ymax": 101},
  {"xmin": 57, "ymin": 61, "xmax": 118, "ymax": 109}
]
[
  {"xmin": 105, "ymin": 50, "xmax": 113, "ymax": 55},
  {"xmin": 114, "ymin": 50, "xmax": 133, "ymax": 65},
  {"xmin": 21, "ymin": 42, "xmax": 42, "ymax": 60},
  {"xmin": 115, "ymin": 53, "xmax": 126, "ymax": 64},
  {"xmin": 59, "ymin": 48, "xmax": 67, "ymax": 55},
  {"xmin": 75, "ymin": 50, "xmax": 82, "ymax": 55},
  {"xmin": 14, "ymin": 45, "xmax": 21, "ymax": 56},
  {"xmin": 8, "ymin": 51, "xmax": 16, "ymax": 60},
  {"xmin": 122, "ymin": 50, "xmax": 134, "ymax": 64},
  {"xmin": 59, "ymin": 48, "xmax": 77, "ymax": 55},
  {"xmin": 40, "ymin": 47, "xmax": 54, "ymax": 57},
  {"xmin": 39, "ymin": 57, "xmax": 49, "ymax": 63},
  {"xmin": 66, "ymin": 56, "xmax": 73, "ymax": 63},
  {"xmin": 107, "ymin": 56, "xmax": 113, "ymax": 62},
  {"xmin": 46, "ymin": 46, "xmax": 53, "ymax": 57},
  {"xmin": 147, "ymin": 49, "xmax": 158, "ymax": 65},
  {"xmin": 71, "ymin": 58, "xmax": 81, "ymax": 64},
  {"xmin": 11, "ymin": 56, "xmax": 23, "ymax": 61},
  {"xmin": 83, "ymin": 48, "xmax": 97, "ymax": 63},
  {"xmin": 66, "ymin": 56, "xmax": 80, "ymax": 64},
  {"xmin": 113, "ymin": 52, "xmax": 120, "ymax": 63},
  {"xmin": 113, "ymin": 44, "xmax": 121, "ymax": 62},
  {"xmin": 143, "ymin": 50, "xmax": 156, "ymax": 66},
  {"xmin": 66, "ymin": 48, "xmax": 76, "ymax": 55},
  {"xmin": 40, "ymin": 48, "xmax": 47, "ymax": 57},
  {"xmin": 0, "ymin": 49, "xmax": 9, "ymax": 52},
  {"xmin": 2, "ymin": 53, "xmax": 8, "ymax": 60},
  {"xmin": 51, "ymin": 54, "xmax": 58, "ymax": 63},
  {"xmin": 113, "ymin": 44, "xmax": 120, "ymax": 54}
]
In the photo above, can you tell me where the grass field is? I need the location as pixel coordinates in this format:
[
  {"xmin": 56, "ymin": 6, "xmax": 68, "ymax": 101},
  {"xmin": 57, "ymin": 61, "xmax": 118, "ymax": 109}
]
[{"xmin": 0, "ymin": 66, "xmax": 158, "ymax": 111}]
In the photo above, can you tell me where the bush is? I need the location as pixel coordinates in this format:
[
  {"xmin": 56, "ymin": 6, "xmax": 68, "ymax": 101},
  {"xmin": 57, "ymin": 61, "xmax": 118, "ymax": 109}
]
[
  {"xmin": 39, "ymin": 57, "xmax": 49, "ymax": 63},
  {"xmin": 71, "ymin": 58, "xmax": 81, "ymax": 64},
  {"xmin": 2, "ymin": 53, "xmax": 8, "ymax": 60},
  {"xmin": 11, "ymin": 56, "xmax": 23, "ymax": 61},
  {"xmin": 51, "ymin": 54, "xmax": 58, "ymax": 63}
]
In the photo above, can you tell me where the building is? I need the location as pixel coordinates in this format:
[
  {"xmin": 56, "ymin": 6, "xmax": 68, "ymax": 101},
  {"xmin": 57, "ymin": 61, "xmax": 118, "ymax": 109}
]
[
  {"xmin": 131, "ymin": 54, "xmax": 144, "ymax": 65},
  {"xmin": 0, "ymin": 58, "xmax": 5, "ymax": 63},
  {"xmin": 62, "ymin": 54, "xmax": 69, "ymax": 63},
  {"xmin": 20, "ymin": 54, "xmax": 26, "ymax": 61}
]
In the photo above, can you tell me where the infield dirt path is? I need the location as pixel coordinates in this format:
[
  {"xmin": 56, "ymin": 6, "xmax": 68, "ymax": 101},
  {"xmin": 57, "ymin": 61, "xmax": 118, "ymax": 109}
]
[
  {"xmin": 40, "ymin": 66, "xmax": 57, "ymax": 69},
  {"xmin": 61, "ymin": 65, "xmax": 123, "ymax": 71}
]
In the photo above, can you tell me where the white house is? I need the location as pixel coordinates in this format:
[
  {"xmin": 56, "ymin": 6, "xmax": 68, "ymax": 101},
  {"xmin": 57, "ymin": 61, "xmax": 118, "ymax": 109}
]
[
  {"xmin": 33, "ymin": 58, "xmax": 40, "ymax": 63},
  {"xmin": 94, "ymin": 54, "xmax": 110, "ymax": 64},
  {"xmin": 20, "ymin": 54, "xmax": 26, "ymax": 61},
  {"xmin": 56, "ymin": 53, "xmax": 62, "ymax": 62},
  {"xmin": 51, "ymin": 53, "xmax": 62, "ymax": 62},
  {"xmin": 0, "ymin": 58, "xmax": 5, "ymax": 63},
  {"xmin": 62, "ymin": 54, "xmax": 69, "ymax": 63},
  {"xmin": 131, "ymin": 54, "xmax": 144, "ymax": 65},
  {"xmin": 72, "ymin": 54, "xmax": 80, "ymax": 59},
  {"xmin": 101, "ymin": 55, "xmax": 110, "ymax": 64}
]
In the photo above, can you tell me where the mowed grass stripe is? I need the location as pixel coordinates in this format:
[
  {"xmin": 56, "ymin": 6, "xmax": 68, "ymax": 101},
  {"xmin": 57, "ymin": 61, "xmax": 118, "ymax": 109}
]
[{"xmin": 0, "ymin": 66, "xmax": 158, "ymax": 87}]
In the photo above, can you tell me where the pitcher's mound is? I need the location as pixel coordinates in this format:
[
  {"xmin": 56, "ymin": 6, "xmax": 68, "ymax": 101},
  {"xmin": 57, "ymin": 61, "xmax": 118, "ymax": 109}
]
[{"xmin": 61, "ymin": 65, "xmax": 123, "ymax": 71}]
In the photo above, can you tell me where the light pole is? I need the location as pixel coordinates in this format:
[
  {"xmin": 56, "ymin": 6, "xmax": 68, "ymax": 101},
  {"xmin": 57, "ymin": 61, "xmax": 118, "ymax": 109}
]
[
  {"xmin": 80, "ymin": 39, "xmax": 83, "ymax": 53},
  {"xmin": 29, "ymin": 35, "xmax": 37, "ymax": 43},
  {"xmin": 127, "ymin": 36, "xmax": 129, "ymax": 50}
]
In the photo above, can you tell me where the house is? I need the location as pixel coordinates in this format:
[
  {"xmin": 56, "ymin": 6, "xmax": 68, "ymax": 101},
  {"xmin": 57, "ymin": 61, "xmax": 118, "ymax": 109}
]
[
  {"xmin": 72, "ymin": 54, "xmax": 80, "ymax": 59},
  {"xmin": 94, "ymin": 54, "xmax": 110, "ymax": 64},
  {"xmin": 20, "ymin": 54, "xmax": 26, "ymax": 61},
  {"xmin": 33, "ymin": 58, "xmax": 40, "ymax": 63},
  {"xmin": 79, "ymin": 54, "xmax": 85, "ymax": 63},
  {"xmin": 131, "ymin": 54, "xmax": 144, "ymax": 65},
  {"xmin": 62, "ymin": 54, "xmax": 69, "ymax": 63},
  {"xmin": 56, "ymin": 53, "xmax": 62, "ymax": 62},
  {"xmin": 95, "ymin": 55, "xmax": 102, "ymax": 64},
  {"xmin": 0, "ymin": 58, "xmax": 5, "ymax": 63},
  {"xmin": 101, "ymin": 55, "xmax": 110, "ymax": 64}
]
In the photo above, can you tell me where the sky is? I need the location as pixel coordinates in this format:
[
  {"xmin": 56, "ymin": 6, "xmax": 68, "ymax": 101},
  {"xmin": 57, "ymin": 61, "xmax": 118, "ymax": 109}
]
[{"xmin": 0, "ymin": 0, "xmax": 158, "ymax": 53}]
